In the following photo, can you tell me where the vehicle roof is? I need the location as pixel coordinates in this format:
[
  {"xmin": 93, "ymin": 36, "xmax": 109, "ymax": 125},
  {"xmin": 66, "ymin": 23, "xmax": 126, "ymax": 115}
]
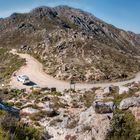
[{"xmin": 19, "ymin": 75, "xmax": 29, "ymax": 79}]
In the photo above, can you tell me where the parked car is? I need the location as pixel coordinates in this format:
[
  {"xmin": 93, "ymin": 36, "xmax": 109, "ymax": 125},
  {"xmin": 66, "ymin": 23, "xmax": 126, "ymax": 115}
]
[{"xmin": 17, "ymin": 75, "xmax": 30, "ymax": 85}]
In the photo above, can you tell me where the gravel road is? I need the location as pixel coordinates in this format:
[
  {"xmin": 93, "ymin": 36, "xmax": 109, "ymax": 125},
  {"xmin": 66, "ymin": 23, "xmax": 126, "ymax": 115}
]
[{"xmin": 10, "ymin": 49, "xmax": 140, "ymax": 92}]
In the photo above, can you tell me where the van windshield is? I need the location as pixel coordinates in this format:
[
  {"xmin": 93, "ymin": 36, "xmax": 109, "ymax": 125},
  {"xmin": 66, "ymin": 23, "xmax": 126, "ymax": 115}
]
[{"xmin": 21, "ymin": 75, "xmax": 29, "ymax": 80}]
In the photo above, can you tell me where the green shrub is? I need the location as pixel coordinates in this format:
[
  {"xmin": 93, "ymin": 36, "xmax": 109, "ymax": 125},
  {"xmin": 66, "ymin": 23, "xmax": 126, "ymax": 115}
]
[
  {"xmin": 47, "ymin": 91, "xmax": 62, "ymax": 96},
  {"xmin": 5, "ymin": 102, "xmax": 14, "ymax": 106},
  {"xmin": 0, "ymin": 48, "xmax": 25, "ymax": 84},
  {"xmin": 106, "ymin": 109, "xmax": 140, "ymax": 140},
  {"xmin": 15, "ymin": 102, "xmax": 22, "ymax": 108},
  {"xmin": 80, "ymin": 91, "xmax": 96, "ymax": 108},
  {"xmin": 0, "ymin": 113, "xmax": 44, "ymax": 140},
  {"xmin": 113, "ymin": 92, "xmax": 134, "ymax": 106}
]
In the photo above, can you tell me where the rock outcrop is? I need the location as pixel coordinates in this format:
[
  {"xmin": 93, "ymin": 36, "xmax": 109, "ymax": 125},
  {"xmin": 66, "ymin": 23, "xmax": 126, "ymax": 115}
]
[
  {"xmin": 78, "ymin": 106, "xmax": 112, "ymax": 140},
  {"xmin": 93, "ymin": 101, "xmax": 115, "ymax": 114},
  {"xmin": 119, "ymin": 97, "xmax": 140, "ymax": 110}
]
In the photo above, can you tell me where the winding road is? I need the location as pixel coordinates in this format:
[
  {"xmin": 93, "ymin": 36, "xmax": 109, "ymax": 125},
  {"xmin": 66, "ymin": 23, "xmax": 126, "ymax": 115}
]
[{"xmin": 10, "ymin": 49, "xmax": 140, "ymax": 92}]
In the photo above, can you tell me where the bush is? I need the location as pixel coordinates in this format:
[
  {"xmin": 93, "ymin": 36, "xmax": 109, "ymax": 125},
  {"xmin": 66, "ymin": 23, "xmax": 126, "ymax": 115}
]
[
  {"xmin": 113, "ymin": 93, "xmax": 133, "ymax": 106},
  {"xmin": 5, "ymin": 102, "xmax": 14, "ymax": 106},
  {"xmin": 47, "ymin": 91, "xmax": 62, "ymax": 96},
  {"xmin": 0, "ymin": 113, "xmax": 44, "ymax": 140},
  {"xmin": 106, "ymin": 109, "xmax": 140, "ymax": 140},
  {"xmin": 15, "ymin": 102, "xmax": 22, "ymax": 108},
  {"xmin": 0, "ymin": 48, "xmax": 25, "ymax": 84},
  {"xmin": 80, "ymin": 91, "xmax": 96, "ymax": 108}
]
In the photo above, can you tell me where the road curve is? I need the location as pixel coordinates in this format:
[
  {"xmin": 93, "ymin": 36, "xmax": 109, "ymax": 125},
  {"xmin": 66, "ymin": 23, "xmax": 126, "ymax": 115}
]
[{"xmin": 10, "ymin": 49, "xmax": 140, "ymax": 92}]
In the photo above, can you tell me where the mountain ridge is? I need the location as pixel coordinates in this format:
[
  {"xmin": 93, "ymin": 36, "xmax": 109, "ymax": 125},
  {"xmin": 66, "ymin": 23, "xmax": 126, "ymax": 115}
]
[{"xmin": 0, "ymin": 5, "xmax": 140, "ymax": 82}]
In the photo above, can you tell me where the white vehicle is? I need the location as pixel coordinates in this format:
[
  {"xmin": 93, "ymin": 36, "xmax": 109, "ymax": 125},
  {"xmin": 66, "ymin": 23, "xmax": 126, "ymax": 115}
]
[{"xmin": 17, "ymin": 75, "xmax": 30, "ymax": 85}]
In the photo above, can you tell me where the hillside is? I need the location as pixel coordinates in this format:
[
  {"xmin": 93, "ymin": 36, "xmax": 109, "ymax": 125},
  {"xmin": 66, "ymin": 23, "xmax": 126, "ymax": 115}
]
[
  {"xmin": 0, "ymin": 48, "xmax": 24, "ymax": 86},
  {"xmin": 0, "ymin": 6, "xmax": 140, "ymax": 82}
]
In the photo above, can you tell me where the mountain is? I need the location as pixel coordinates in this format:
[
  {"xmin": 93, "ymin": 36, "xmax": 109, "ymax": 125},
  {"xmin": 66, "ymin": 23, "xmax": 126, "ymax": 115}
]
[{"xmin": 0, "ymin": 5, "xmax": 140, "ymax": 82}]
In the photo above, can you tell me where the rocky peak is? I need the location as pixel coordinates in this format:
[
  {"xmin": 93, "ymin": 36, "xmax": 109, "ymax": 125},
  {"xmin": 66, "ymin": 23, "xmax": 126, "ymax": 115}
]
[{"xmin": 30, "ymin": 6, "xmax": 58, "ymax": 19}]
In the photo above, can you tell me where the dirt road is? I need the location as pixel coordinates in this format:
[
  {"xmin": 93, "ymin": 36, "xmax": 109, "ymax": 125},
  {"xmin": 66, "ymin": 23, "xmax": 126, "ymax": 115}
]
[{"xmin": 10, "ymin": 49, "xmax": 140, "ymax": 92}]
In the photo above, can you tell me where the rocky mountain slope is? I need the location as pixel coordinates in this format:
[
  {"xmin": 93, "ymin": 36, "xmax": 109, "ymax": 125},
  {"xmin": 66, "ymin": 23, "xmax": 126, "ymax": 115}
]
[{"xmin": 0, "ymin": 6, "xmax": 140, "ymax": 82}]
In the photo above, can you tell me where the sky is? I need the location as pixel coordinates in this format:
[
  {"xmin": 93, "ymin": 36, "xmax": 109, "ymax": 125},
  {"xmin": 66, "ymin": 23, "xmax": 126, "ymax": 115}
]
[{"xmin": 0, "ymin": 0, "xmax": 140, "ymax": 33}]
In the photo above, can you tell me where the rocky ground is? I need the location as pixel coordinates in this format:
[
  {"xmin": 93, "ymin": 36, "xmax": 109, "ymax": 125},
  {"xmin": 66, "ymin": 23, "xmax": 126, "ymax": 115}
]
[{"xmin": 1, "ymin": 80, "xmax": 140, "ymax": 140}]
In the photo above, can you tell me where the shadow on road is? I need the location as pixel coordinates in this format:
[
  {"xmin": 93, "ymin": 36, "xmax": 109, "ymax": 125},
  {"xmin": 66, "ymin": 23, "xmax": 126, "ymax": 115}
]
[{"xmin": 24, "ymin": 81, "xmax": 37, "ymax": 86}]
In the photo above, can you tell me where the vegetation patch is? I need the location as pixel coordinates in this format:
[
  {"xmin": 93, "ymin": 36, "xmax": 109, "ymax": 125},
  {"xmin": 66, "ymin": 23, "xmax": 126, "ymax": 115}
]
[
  {"xmin": 106, "ymin": 109, "xmax": 140, "ymax": 140},
  {"xmin": 0, "ymin": 111, "xmax": 45, "ymax": 140},
  {"xmin": 0, "ymin": 48, "xmax": 25, "ymax": 85},
  {"xmin": 80, "ymin": 90, "xmax": 96, "ymax": 108},
  {"xmin": 112, "ymin": 92, "xmax": 135, "ymax": 106},
  {"xmin": 0, "ymin": 89, "xmax": 23, "ymax": 101}
]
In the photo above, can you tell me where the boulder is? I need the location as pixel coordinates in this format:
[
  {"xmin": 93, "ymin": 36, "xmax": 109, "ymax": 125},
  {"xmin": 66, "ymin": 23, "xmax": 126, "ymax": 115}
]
[
  {"xmin": 78, "ymin": 106, "xmax": 112, "ymax": 140},
  {"xmin": 119, "ymin": 86, "xmax": 129, "ymax": 94},
  {"xmin": 119, "ymin": 97, "xmax": 140, "ymax": 110},
  {"xmin": 93, "ymin": 101, "xmax": 115, "ymax": 114},
  {"xmin": 42, "ymin": 101, "xmax": 59, "ymax": 117},
  {"xmin": 20, "ymin": 107, "xmax": 39, "ymax": 114}
]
